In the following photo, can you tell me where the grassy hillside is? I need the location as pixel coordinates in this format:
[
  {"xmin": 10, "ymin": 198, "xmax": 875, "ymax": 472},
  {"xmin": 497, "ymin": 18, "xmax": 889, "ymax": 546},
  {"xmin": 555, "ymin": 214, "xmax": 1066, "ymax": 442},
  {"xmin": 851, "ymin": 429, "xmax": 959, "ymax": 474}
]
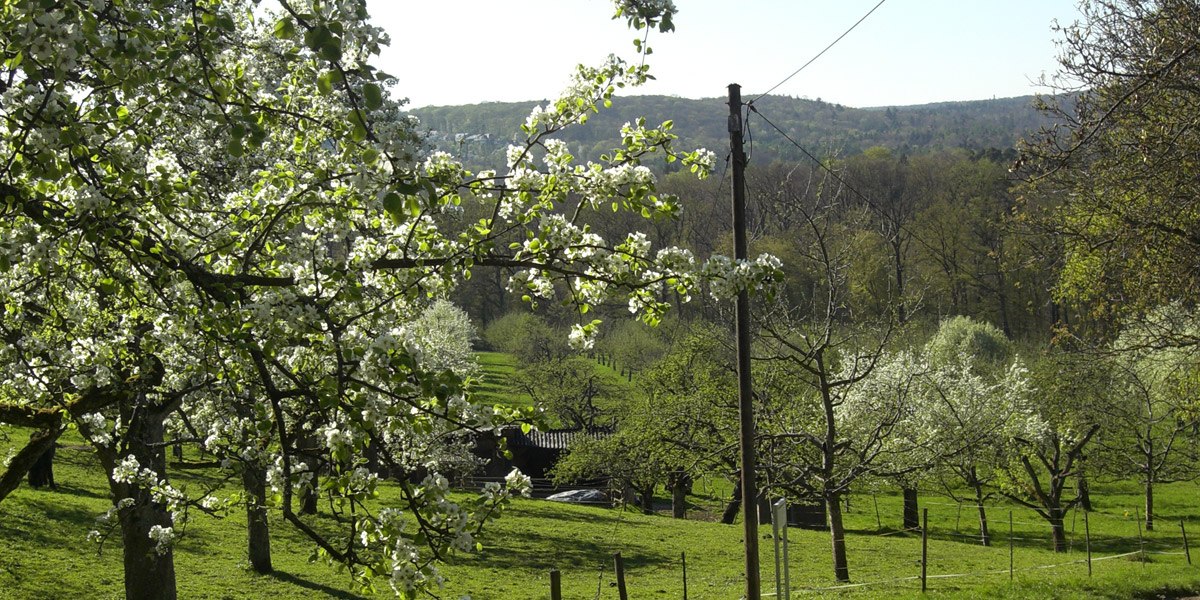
[
  {"xmin": 2, "ymin": 429, "xmax": 1198, "ymax": 599},
  {"xmin": 473, "ymin": 351, "xmax": 635, "ymax": 415},
  {"xmin": 473, "ymin": 351, "xmax": 531, "ymax": 407}
]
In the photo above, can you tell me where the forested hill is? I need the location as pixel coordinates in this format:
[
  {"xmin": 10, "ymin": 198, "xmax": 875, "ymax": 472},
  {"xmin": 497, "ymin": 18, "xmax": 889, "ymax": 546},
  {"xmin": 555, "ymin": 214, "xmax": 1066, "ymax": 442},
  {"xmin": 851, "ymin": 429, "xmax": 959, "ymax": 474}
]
[{"xmin": 408, "ymin": 94, "xmax": 1052, "ymax": 168}]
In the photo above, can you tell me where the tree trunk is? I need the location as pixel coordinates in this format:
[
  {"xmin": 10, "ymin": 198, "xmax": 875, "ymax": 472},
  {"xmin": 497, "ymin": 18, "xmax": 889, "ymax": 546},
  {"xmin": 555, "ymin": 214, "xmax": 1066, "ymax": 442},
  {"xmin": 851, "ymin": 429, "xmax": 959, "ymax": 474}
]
[
  {"xmin": 993, "ymin": 246, "xmax": 1013, "ymax": 337},
  {"xmin": 27, "ymin": 440, "xmax": 56, "ymax": 489},
  {"xmin": 973, "ymin": 479, "xmax": 990, "ymax": 547},
  {"xmin": 100, "ymin": 404, "xmax": 178, "ymax": 600},
  {"xmin": 242, "ymin": 465, "xmax": 273, "ymax": 573},
  {"xmin": 669, "ymin": 471, "xmax": 689, "ymax": 519},
  {"xmin": 0, "ymin": 428, "xmax": 63, "ymax": 501},
  {"xmin": 671, "ymin": 483, "xmax": 687, "ymax": 518},
  {"xmin": 639, "ymin": 485, "xmax": 654, "ymax": 515},
  {"xmin": 298, "ymin": 431, "xmax": 320, "ymax": 515},
  {"xmin": 300, "ymin": 480, "xmax": 319, "ymax": 514},
  {"xmin": 1049, "ymin": 508, "xmax": 1067, "ymax": 552},
  {"xmin": 365, "ymin": 440, "xmax": 380, "ymax": 476},
  {"xmin": 892, "ymin": 244, "xmax": 907, "ymax": 325},
  {"xmin": 118, "ymin": 500, "xmax": 177, "ymax": 600},
  {"xmin": 1145, "ymin": 475, "xmax": 1154, "ymax": 532},
  {"xmin": 720, "ymin": 480, "xmax": 742, "ymax": 525},
  {"xmin": 828, "ymin": 492, "xmax": 850, "ymax": 582},
  {"xmin": 902, "ymin": 487, "xmax": 920, "ymax": 530}
]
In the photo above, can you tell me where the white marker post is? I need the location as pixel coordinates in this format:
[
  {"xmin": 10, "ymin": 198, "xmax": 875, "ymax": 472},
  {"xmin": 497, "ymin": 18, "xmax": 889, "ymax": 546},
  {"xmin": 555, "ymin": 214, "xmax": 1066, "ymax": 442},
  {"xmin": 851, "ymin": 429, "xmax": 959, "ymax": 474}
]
[{"xmin": 772, "ymin": 498, "xmax": 791, "ymax": 600}]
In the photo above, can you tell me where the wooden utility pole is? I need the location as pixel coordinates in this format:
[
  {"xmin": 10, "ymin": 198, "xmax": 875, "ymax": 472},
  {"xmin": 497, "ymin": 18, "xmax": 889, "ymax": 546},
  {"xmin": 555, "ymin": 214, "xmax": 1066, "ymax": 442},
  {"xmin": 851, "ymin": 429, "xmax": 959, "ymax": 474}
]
[{"xmin": 728, "ymin": 82, "xmax": 760, "ymax": 600}]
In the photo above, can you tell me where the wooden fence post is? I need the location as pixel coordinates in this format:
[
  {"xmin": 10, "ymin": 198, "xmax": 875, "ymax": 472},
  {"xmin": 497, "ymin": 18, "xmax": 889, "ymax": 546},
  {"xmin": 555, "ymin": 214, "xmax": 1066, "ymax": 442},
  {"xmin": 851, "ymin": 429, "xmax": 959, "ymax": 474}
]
[
  {"xmin": 614, "ymin": 552, "xmax": 628, "ymax": 600},
  {"xmin": 1183, "ymin": 520, "xmax": 1192, "ymax": 566},
  {"xmin": 549, "ymin": 569, "xmax": 561, "ymax": 600},
  {"xmin": 1084, "ymin": 510, "xmax": 1093, "ymax": 577},
  {"xmin": 682, "ymin": 551, "xmax": 688, "ymax": 600},
  {"xmin": 1135, "ymin": 507, "xmax": 1146, "ymax": 565},
  {"xmin": 921, "ymin": 508, "xmax": 929, "ymax": 593},
  {"xmin": 872, "ymin": 494, "xmax": 881, "ymax": 530}
]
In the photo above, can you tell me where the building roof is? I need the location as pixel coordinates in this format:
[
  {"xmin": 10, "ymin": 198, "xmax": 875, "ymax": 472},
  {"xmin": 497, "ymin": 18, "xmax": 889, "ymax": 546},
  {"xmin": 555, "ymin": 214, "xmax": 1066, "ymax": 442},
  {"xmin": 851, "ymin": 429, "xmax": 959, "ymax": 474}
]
[{"xmin": 503, "ymin": 427, "xmax": 611, "ymax": 450}]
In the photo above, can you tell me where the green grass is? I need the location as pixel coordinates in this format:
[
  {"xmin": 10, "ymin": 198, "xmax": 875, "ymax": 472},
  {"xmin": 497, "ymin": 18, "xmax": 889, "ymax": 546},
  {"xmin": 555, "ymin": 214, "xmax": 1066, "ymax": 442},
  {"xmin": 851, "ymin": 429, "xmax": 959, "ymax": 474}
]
[
  {"xmin": 0, "ymin": 432, "xmax": 375, "ymax": 600},
  {"xmin": 3, "ymin": 429, "xmax": 1198, "ymax": 599},
  {"xmin": 474, "ymin": 351, "xmax": 530, "ymax": 407},
  {"xmin": 472, "ymin": 351, "xmax": 637, "ymax": 414}
]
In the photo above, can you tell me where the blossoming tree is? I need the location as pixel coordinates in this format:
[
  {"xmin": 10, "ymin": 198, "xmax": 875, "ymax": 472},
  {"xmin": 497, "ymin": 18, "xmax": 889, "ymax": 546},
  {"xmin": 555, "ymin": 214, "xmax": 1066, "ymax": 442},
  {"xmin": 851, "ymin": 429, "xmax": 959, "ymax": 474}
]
[{"xmin": 0, "ymin": 1, "xmax": 779, "ymax": 598}]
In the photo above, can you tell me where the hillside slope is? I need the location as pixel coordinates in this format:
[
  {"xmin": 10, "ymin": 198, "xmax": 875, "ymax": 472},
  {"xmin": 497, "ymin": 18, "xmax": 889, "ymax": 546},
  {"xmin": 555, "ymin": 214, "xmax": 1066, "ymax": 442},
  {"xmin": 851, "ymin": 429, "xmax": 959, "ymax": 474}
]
[{"xmin": 409, "ymin": 94, "xmax": 1053, "ymax": 169}]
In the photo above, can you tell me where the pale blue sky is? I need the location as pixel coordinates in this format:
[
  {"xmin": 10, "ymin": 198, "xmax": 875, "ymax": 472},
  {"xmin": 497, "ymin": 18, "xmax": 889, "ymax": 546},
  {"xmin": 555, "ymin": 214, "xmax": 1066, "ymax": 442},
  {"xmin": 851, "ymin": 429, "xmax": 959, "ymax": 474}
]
[{"xmin": 371, "ymin": 0, "xmax": 1083, "ymax": 108}]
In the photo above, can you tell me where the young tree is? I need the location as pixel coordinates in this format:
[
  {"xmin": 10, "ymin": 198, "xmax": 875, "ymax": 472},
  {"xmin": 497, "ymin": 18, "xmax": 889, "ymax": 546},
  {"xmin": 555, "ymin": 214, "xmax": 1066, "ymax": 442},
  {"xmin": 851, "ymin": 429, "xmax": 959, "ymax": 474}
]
[
  {"xmin": 483, "ymin": 312, "xmax": 569, "ymax": 364},
  {"xmin": 516, "ymin": 355, "xmax": 617, "ymax": 429},
  {"xmin": 751, "ymin": 166, "xmax": 917, "ymax": 582},
  {"xmin": 919, "ymin": 317, "xmax": 1030, "ymax": 546},
  {"xmin": 997, "ymin": 351, "xmax": 1103, "ymax": 552},
  {"xmin": 1101, "ymin": 306, "xmax": 1200, "ymax": 531},
  {"xmin": 410, "ymin": 300, "xmax": 482, "ymax": 382},
  {"xmin": 559, "ymin": 323, "xmax": 744, "ymax": 519},
  {"xmin": 596, "ymin": 318, "xmax": 667, "ymax": 379}
]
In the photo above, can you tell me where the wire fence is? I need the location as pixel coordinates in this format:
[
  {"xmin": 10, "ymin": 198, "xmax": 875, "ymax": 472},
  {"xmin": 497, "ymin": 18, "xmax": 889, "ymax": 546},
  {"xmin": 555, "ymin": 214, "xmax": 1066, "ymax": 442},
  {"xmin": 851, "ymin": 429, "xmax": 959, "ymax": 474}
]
[{"xmin": 534, "ymin": 498, "xmax": 1196, "ymax": 600}]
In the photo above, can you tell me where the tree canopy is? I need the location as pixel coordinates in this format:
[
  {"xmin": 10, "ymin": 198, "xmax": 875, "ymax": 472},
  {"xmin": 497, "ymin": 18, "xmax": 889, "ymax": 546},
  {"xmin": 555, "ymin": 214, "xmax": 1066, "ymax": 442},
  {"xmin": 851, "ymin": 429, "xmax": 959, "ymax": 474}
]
[
  {"xmin": 1023, "ymin": 0, "xmax": 1200, "ymax": 331},
  {"xmin": 0, "ymin": 1, "xmax": 787, "ymax": 597}
]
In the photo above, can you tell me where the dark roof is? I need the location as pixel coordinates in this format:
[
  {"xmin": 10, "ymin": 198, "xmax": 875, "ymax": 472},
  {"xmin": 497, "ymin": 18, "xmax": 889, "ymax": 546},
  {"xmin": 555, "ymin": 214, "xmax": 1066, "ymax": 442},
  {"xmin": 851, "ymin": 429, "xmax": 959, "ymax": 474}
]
[{"xmin": 504, "ymin": 427, "xmax": 611, "ymax": 450}]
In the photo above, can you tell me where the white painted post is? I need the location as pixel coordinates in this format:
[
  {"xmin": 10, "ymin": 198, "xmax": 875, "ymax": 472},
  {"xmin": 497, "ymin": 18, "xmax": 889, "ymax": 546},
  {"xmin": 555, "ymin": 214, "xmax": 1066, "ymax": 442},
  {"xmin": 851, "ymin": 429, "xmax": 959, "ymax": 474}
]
[{"xmin": 772, "ymin": 498, "xmax": 790, "ymax": 600}]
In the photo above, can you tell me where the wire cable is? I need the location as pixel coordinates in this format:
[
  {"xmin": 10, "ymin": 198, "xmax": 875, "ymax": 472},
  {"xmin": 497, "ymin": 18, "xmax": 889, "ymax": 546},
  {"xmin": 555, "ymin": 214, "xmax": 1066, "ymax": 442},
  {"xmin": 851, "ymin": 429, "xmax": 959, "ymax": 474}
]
[
  {"xmin": 743, "ymin": 104, "xmax": 754, "ymax": 164},
  {"xmin": 746, "ymin": 104, "xmax": 878, "ymax": 211},
  {"xmin": 746, "ymin": 102, "xmax": 956, "ymax": 261},
  {"xmin": 749, "ymin": 0, "xmax": 889, "ymax": 104}
]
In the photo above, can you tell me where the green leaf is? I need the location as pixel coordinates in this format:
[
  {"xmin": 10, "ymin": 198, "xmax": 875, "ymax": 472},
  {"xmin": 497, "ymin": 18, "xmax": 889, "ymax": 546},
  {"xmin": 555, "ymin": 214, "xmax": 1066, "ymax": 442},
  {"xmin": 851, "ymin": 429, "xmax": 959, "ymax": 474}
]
[
  {"xmin": 317, "ymin": 72, "xmax": 334, "ymax": 95},
  {"xmin": 319, "ymin": 38, "xmax": 343, "ymax": 62},
  {"xmin": 348, "ymin": 110, "xmax": 368, "ymax": 141},
  {"xmin": 382, "ymin": 192, "xmax": 403, "ymax": 216},
  {"xmin": 303, "ymin": 25, "xmax": 331, "ymax": 51},
  {"xmin": 362, "ymin": 83, "xmax": 383, "ymax": 110},
  {"xmin": 273, "ymin": 18, "xmax": 296, "ymax": 39}
]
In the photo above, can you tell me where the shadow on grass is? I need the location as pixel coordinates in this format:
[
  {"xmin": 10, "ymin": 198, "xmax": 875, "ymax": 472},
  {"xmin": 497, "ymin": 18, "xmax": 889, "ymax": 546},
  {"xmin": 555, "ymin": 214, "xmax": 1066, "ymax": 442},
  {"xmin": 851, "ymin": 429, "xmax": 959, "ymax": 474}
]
[
  {"xmin": 0, "ymin": 496, "xmax": 102, "ymax": 548},
  {"xmin": 510, "ymin": 501, "xmax": 654, "ymax": 528},
  {"xmin": 7, "ymin": 482, "xmax": 108, "ymax": 501},
  {"xmin": 268, "ymin": 570, "xmax": 369, "ymax": 599},
  {"xmin": 6, "ymin": 495, "xmax": 99, "ymax": 526},
  {"xmin": 462, "ymin": 524, "xmax": 672, "ymax": 573}
]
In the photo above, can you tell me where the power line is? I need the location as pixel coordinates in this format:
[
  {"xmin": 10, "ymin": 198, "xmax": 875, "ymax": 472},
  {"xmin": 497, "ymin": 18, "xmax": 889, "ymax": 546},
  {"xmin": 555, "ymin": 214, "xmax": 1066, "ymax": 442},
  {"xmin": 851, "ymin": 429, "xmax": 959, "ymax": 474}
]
[
  {"xmin": 749, "ymin": 0, "xmax": 889, "ymax": 104},
  {"xmin": 746, "ymin": 104, "xmax": 876, "ymax": 210},
  {"xmin": 746, "ymin": 104, "xmax": 955, "ymax": 263}
]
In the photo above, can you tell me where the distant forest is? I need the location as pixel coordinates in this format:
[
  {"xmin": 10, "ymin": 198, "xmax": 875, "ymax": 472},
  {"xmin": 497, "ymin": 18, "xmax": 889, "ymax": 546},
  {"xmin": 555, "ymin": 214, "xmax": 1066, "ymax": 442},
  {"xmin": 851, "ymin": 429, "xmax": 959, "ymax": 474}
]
[
  {"xmin": 408, "ymin": 94, "xmax": 1053, "ymax": 170},
  {"xmin": 409, "ymin": 94, "xmax": 1071, "ymax": 339}
]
